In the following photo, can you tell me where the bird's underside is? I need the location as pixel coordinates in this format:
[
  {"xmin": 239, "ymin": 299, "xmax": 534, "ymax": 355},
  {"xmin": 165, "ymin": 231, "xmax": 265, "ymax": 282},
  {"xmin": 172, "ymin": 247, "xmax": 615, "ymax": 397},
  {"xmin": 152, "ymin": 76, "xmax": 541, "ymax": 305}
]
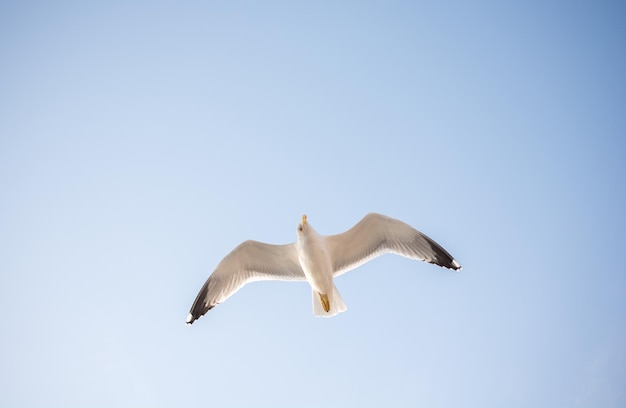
[{"xmin": 186, "ymin": 212, "xmax": 461, "ymax": 325}]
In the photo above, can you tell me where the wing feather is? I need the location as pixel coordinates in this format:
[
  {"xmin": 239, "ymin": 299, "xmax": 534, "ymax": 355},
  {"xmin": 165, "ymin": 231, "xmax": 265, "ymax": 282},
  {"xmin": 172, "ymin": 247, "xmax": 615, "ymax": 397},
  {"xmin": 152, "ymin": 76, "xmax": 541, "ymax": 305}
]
[
  {"xmin": 186, "ymin": 240, "xmax": 305, "ymax": 324},
  {"xmin": 326, "ymin": 213, "xmax": 461, "ymax": 276}
]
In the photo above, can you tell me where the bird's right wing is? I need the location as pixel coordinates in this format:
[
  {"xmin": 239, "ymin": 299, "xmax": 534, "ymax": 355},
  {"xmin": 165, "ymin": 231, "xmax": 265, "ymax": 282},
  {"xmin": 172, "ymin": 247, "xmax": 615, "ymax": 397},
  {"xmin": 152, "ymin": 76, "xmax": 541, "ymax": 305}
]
[
  {"xmin": 326, "ymin": 213, "xmax": 461, "ymax": 277},
  {"xmin": 186, "ymin": 240, "xmax": 306, "ymax": 325}
]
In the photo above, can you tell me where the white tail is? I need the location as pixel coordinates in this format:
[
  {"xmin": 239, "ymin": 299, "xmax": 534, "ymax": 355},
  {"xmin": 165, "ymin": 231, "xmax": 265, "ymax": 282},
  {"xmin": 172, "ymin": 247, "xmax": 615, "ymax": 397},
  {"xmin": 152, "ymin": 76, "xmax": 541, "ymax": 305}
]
[{"xmin": 312, "ymin": 283, "xmax": 347, "ymax": 317}]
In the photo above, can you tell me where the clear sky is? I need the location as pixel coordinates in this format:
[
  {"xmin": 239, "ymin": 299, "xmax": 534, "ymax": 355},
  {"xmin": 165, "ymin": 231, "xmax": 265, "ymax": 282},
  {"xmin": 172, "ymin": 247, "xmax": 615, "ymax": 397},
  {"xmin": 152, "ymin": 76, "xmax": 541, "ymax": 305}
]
[{"xmin": 1, "ymin": 1, "xmax": 625, "ymax": 407}]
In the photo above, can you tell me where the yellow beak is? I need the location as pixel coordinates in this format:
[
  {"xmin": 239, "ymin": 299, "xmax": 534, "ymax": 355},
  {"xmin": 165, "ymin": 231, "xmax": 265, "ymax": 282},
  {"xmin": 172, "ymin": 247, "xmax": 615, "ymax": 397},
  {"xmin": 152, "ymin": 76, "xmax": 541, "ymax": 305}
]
[{"xmin": 302, "ymin": 214, "xmax": 307, "ymax": 225}]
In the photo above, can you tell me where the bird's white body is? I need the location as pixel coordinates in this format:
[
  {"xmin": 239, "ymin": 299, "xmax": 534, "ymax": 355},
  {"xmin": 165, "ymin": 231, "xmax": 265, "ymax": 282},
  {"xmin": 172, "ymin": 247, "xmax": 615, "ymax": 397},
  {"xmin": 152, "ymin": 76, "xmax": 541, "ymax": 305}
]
[
  {"xmin": 296, "ymin": 219, "xmax": 347, "ymax": 317},
  {"xmin": 186, "ymin": 213, "xmax": 461, "ymax": 325}
]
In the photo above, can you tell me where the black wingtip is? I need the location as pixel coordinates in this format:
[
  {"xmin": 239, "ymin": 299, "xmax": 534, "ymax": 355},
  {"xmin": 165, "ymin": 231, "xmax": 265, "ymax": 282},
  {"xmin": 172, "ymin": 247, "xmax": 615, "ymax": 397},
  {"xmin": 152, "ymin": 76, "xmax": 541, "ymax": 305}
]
[
  {"xmin": 185, "ymin": 313, "xmax": 195, "ymax": 325},
  {"xmin": 442, "ymin": 258, "xmax": 462, "ymax": 271},
  {"xmin": 185, "ymin": 303, "xmax": 215, "ymax": 326},
  {"xmin": 428, "ymin": 258, "xmax": 462, "ymax": 271},
  {"xmin": 424, "ymin": 238, "xmax": 462, "ymax": 271}
]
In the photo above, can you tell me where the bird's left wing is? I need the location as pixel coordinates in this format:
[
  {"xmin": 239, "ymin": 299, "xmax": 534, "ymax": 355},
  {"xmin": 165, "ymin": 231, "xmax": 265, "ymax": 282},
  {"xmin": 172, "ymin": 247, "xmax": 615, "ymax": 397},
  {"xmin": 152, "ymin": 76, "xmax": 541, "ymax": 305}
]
[
  {"xmin": 186, "ymin": 240, "xmax": 305, "ymax": 325},
  {"xmin": 326, "ymin": 213, "xmax": 461, "ymax": 277}
]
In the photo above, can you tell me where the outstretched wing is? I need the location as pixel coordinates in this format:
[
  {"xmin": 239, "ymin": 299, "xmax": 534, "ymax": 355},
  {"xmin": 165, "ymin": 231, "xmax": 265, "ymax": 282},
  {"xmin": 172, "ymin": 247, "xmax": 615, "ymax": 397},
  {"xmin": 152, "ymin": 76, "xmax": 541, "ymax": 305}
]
[
  {"xmin": 186, "ymin": 240, "xmax": 305, "ymax": 325},
  {"xmin": 326, "ymin": 213, "xmax": 461, "ymax": 277}
]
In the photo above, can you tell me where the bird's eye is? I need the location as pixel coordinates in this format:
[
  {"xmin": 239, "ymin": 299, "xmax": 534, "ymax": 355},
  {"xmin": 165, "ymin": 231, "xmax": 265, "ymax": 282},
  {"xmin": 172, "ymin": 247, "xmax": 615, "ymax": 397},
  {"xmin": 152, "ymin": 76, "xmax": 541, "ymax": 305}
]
[{"xmin": 298, "ymin": 225, "xmax": 303, "ymax": 231}]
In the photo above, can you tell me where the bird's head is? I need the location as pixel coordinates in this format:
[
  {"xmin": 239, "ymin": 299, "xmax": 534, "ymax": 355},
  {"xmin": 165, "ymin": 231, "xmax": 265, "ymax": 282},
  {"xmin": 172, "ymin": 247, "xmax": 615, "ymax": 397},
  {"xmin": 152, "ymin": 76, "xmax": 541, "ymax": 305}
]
[{"xmin": 297, "ymin": 214, "xmax": 308, "ymax": 235}]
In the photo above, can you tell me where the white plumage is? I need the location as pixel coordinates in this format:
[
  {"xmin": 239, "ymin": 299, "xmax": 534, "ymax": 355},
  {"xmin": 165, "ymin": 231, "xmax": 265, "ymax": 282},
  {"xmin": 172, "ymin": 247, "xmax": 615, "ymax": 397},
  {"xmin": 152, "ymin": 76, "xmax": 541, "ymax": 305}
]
[{"xmin": 186, "ymin": 213, "xmax": 461, "ymax": 325}]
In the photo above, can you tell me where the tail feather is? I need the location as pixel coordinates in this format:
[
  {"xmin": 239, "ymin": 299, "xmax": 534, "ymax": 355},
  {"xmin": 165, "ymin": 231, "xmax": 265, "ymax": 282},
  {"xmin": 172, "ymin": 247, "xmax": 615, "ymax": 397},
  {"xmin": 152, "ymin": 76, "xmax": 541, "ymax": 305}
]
[{"xmin": 312, "ymin": 284, "xmax": 347, "ymax": 317}]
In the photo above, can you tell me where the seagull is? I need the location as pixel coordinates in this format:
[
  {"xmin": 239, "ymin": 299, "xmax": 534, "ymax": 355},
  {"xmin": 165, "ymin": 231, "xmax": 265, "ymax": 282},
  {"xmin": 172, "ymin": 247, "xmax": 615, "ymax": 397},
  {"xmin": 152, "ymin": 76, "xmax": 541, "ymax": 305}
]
[{"xmin": 186, "ymin": 213, "xmax": 461, "ymax": 325}]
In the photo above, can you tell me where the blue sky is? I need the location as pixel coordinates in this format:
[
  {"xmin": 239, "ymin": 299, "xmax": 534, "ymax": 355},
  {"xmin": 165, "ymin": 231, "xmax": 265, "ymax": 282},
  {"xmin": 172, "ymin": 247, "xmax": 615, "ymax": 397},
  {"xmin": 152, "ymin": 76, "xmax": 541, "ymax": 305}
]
[{"xmin": 1, "ymin": 1, "xmax": 625, "ymax": 407}]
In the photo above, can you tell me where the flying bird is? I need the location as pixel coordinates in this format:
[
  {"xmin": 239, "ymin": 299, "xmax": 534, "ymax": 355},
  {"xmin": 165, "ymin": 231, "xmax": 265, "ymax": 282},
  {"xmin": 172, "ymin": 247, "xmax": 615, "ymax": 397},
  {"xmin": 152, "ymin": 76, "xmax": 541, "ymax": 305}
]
[{"xmin": 186, "ymin": 213, "xmax": 461, "ymax": 325}]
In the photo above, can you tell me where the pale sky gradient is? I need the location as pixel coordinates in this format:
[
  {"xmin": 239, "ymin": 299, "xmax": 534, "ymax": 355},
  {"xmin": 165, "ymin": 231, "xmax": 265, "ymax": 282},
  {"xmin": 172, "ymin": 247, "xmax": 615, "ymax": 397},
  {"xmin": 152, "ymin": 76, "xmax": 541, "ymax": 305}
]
[{"xmin": 1, "ymin": 1, "xmax": 625, "ymax": 407}]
